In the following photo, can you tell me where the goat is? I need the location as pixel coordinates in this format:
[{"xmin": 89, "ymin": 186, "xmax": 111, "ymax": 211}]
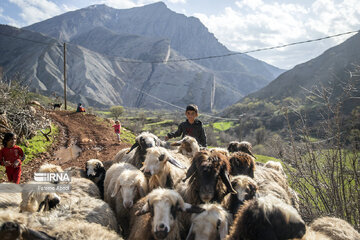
[
  {"xmin": 170, "ymin": 136, "xmax": 200, "ymax": 158},
  {"xmin": 128, "ymin": 188, "xmax": 204, "ymax": 240},
  {"xmin": 183, "ymin": 150, "xmax": 236, "ymax": 205},
  {"xmin": 124, "ymin": 132, "xmax": 167, "ymax": 169},
  {"xmin": 141, "ymin": 147, "xmax": 188, "ymax": 191},
  {"xmin": 186, "ymin": 203, "xmax": 231, "ymax": 240},
  {"xmin": 221, "ymin": 175, "xmax": 257, "ymax": 216},
  {"xmin": 306, "ymin": 216, "xmax": 360, "ymax": 240},
  {"xmin": 104, "ymin": 162, "xmax": 148, "ymax": 237},
  {"xmin": 228, "ymin": 152, "xmax": 256, "ymax": 178},
  {"xmin": 227, "ymin": 195, "xmax": 306, "ymax": 240},
  {"xmin": 227, "ymin": 141, "xmax": 256, "ymax": 159},
  {"xmin": 86, "ymin": 159, "xmax": 106, "ymax": 199},
  {"xmin": 53, "ymin": 103, "xmax": 62, "ymax": 110}
]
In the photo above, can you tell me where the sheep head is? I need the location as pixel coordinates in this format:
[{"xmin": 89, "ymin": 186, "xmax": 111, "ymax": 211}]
[
  {"xmin": 186, "ymin": 203, "xmax": 230, "ymax": 240},
  {"xmin": 85, "ymin": 159, "xmax": 105, "ymax": 179},
  {"xmin": 111, "ymin": 168, "xmax": 148, "ymax": 209},
  {"xmin": 231, "ymin": 175, "xmax": 257, "ymax": 204},
  {"xmin": 127, "ymin": 132, "xmax": 166, "ymax": 154},
  {"xmin": 20, "ymin": 184, "xmax": 61, "ymax": 213},
  {"xmin": 135, "ymin": 188, "xmax": 204, "ymax": 240},
  {"xmin": 141, "ymin": 147, "xmax": 186, "ymax": 177},
  {"xmin": 186, "ymin": 151, "xmax": 236, "ymax": 203},
  {"xmin": 170, "ymin": 136, "xmax": 200, "ymax": 157}
]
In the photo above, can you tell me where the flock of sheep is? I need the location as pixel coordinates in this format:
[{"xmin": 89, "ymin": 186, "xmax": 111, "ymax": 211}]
[{"xmin": 1, "ymin": 132, "xmax": 359, "ymax": 240}]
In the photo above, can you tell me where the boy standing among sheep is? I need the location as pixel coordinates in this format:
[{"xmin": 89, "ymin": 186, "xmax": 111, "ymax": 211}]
[{"xmin": 165, "ymin": 104, "xmax": 207, "ymax": 147}]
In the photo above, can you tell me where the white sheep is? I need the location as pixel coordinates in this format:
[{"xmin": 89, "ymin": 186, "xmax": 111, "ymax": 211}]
[
  {"xmin": 140, "ymin": 146, "xmax": 188, "ymax": 191},
  {"xmin": 264, "ymin": 160, "xmax": 287, "ymax": 178},
  {"xmin": 186, "ymin": 203, "xmax": 230, "ymax": 240},
  {"xmin": 170, "ymin": 136, "xmax": 200, "ymax": 158},
  {"xmin": 104, "ymin": 162, "xmax": 148, "ymax": 237},
  {"xmin": 128, "ymin": 188, "xmax": 204, "ymax": 240},
  {"xmin": 20, "ymin": 182, "xmax": 61, "ymax": 213},
  {"xmin": 123, "ymin": 132, "xmax": 167, "ymax": 169},
  {"xmin": 306, "ymin": 216, "xmax": 360, "ymax": 240},
  {"xmin": 0, "ymin": 183, "xmax": 22, "ymax": 210}
]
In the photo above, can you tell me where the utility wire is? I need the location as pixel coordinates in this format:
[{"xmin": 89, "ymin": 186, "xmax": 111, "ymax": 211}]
[
  {"xmin": 1, "ymin": 29, "xmax": 358, "ymax": 63},
  {"xmin": 0, "ymin": 31, "xmax": 61, "ymax": 46}
]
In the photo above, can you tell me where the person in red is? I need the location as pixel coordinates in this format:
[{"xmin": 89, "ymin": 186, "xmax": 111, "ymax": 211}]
[
  {"xmin": 0, "ymin": 132, "xmax": 25, "ymax": 184},
  {"xmin": 112, "ymin": 120, "xmax": 121, "ymax": 142}
]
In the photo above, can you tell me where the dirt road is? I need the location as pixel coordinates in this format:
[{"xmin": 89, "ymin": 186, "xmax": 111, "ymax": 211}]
[{"xmin": 20, "ymin": 110, "xmax": 131, "ymax": 183}]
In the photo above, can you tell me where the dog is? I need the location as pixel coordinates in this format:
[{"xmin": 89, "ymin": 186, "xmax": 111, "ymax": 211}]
[{"xmin": 53, "ymin": 103, "xmax": 62, "ymax": 110}]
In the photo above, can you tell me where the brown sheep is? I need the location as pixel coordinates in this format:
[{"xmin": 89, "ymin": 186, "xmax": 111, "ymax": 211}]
[
  {"xmin": 228, "ymin": 152, "xmax": 256, "ymax": 178},
  {"xmin": 221, "ymin": 175, "xmax": 257, "ymax": 216},
  {"xmin": 227, "ymin": 141, "xmax": 256, "ymax": 159},
  {"xmin": 227, "ymin": 195, "xmax": 306, "ymax": 240},
  {"xmin": 183, "ymin": 150, "xmax": 236, "ymax": 205}
]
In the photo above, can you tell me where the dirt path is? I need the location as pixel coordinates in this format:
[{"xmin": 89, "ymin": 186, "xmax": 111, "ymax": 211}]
[{"xmin": 20, "ymin": 110, "xmax": 131, "ymax": 183}]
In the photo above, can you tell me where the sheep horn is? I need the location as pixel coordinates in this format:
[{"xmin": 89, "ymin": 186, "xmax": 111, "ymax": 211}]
[
  {"xmin": 170, "ymin": 141, "xmax": 182, "ymax": 147},
  {"xmin": 168, "ymin": 157, "xmax": 186, "ymax": 169},
  {"xmin": 127, "ymin": 142, "xmax": 139, "ymax": 154},
  {"xmin": 185, "ymin": 223, "xmax": 195, "ymax": 240},
  {"xmin": 22, "ymin": 228, "xmax": 56, "ymax": 240},
  {"xmin": 220, "ymin": 168, "xmax": 237, "ymax": 194}
]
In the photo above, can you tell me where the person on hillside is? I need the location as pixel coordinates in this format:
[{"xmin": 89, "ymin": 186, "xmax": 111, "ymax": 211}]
[
  {"xmin": 0, "ymin": 132, "xmax": 25, "ymax": 184},
  {"xmin": 165, "ymin": 104, "xmax": 207, "ymax": 147},
  {"xmin": 112, "ymin": 120, "xmax": 121, "ymax": 142},
  {"xmin": 76, "ymin": 103, "xmax": 86, "ymax": 112}
]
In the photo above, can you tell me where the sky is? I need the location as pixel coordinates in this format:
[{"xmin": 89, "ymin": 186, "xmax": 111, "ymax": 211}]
[{"xmin": 0, "ymin": 0, "xmax": 359, "ymax": 69}]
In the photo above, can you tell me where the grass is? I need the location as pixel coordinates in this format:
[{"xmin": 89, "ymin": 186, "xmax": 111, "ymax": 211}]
[
  {"xmin": 120, "ymin": 128, "xmax": 136, "ymax": 144},
  {"xmin": 0, "ymin": 124, "xmax": 59, "ymax": 181},
  {"xmin": 205, "ymin": 121, "xmax": 237, "ymax": 132},
  {"xmin": 255, "ymin": 154, "xmax": 280, "ymax": 164}
]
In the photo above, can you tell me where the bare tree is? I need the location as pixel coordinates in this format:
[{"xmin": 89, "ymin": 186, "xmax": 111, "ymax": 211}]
[{"xmin": 281, "ymin": 66, "xmax": 360, "ymax": 230}]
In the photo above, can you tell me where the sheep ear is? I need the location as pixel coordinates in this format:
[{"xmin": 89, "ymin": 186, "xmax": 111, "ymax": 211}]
[
  {"xmin": 137, "ymin": 178, "xmax": 147, "ymax": 198},
  {"xmin": 135, "ymin": 201, "xmax": 150, "ymax": 216},
  {"xmin": 111, "ymin": 179, "xmax": 121, "ymax": 198},
  {"xmin": 220, "ymin": 168, "xmax": 237, "ymax": 194},
  {"xmin": 159, "ymin": 154, "xmax": 166, "ymax": 162},
  {"xmin": 185, "ymin": 223, "xmax": 195, "ymax": 240},
  {"xmin": 182, "ymin": 203, "xmax": 205, "ymax": 213},
  {"xmin": 183, "ymin": 163, "xmax": 195, "ymax": 182},
  {"xmin": 127, "ymin": 142, "xmax": 139, "ymax": 154}
]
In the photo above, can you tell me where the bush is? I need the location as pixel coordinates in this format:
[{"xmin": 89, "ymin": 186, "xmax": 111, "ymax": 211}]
[{"xmin": 109, "ymin": 105, "xmax": 124, "ymax": 119}]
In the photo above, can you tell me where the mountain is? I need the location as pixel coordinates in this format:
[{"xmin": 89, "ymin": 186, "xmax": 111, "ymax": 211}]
[
  {"xmin": 23, "ymin": 2, "xmax": 284, "ymax": 110},
  {"xmin": 0, "ymin": 25, "xmax": 217, "ymax": 110},
  {"xmin": 244, "ymin": 32, "xmax": 360, "ymax": 104}
]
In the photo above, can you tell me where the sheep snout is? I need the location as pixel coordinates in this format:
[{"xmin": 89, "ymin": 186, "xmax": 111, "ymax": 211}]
[{"xmin": 155, "ymin": 223, "xmax": 169, "ymax": 239}]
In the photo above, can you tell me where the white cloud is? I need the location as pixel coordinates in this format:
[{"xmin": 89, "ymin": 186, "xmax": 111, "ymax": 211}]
[
  {"xmin": 9, "ymin": 0, "xmax": 64, "ymax": 25},
  {"xmin": 0, "ymin": 6, "xmax": 22, "ymax": 27},
  {"xmin": 100, "ymin": 0, "xmax": 137, "ymax": 9},
  {"xmin": 167, "ymin": 0, "xmax": 186, "ymax": 3},
  {"xmin": 194, "ymin": 0, "xmax": 360, "ymax": 69}
]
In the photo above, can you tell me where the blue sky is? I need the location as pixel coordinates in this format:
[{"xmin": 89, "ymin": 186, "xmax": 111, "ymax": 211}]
[{"xmin": 1, "ymin": 0, "xmax": 359, "ymax": 69}]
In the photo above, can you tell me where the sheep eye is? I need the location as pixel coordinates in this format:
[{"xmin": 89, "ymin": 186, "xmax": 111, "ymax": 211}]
[{"xmin": 159, "ymin": 154, "xmax": 166, "ymax": 162}]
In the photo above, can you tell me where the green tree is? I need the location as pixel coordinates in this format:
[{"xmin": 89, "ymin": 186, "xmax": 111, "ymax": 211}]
[{"xmin": 110, "ymin": 106, "xmax": 124, "ymax": 119}]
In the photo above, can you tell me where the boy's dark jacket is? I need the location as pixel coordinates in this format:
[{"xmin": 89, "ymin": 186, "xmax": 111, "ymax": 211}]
[{"xmin": 167, "ymin": 119, "xmax": 207, "ymax": 147}]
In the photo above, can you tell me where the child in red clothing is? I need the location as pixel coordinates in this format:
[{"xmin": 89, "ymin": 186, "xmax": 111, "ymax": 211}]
[
  {"xmin": 112, "ymin": 120, "xmax": 121, "ymax": 142},
  {"xmin": 0, "ymin": 132, "xmax": 25, "ymax": 184}
]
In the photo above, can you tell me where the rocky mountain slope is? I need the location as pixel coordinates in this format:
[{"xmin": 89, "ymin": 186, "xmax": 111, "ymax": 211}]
[{"xmin": 21, "ymin": 2, "xmax": 283, "ymax": 110}]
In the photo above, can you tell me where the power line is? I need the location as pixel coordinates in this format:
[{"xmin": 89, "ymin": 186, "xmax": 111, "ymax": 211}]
[
  {"xmin": 65, "ymin": 29, "xmax": 360, "ymax": 64},
  {"xmin": 1, "ymin": 29, "xmax": 358, "ymax": 63},
  {"xmin": 0, "ymin": 31, "xmax": 61, "ymax": 46}
]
